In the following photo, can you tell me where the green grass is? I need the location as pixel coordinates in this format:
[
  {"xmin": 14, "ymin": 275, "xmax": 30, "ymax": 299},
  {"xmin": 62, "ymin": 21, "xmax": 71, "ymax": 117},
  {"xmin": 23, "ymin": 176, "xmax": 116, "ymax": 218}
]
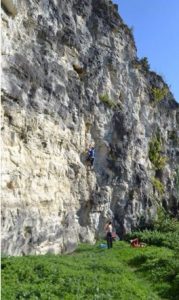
[
  {"xmin": 2, "ymin": 240, "xmax": 178, "ymax": 300},
  {"xmin": 125, "ymin": 215, "xmax": 179, "ymax": 300},
  {"xmin": 4, "ymin": 211, "xmax": 178, "ymax": 299}
]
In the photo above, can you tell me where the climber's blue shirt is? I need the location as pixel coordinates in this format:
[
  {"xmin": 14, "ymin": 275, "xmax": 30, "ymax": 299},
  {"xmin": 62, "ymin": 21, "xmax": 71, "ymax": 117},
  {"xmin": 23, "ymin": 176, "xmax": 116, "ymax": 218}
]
[{"xmin": 88, "ymin": 149, "xmax": 95, "ymax": 158}]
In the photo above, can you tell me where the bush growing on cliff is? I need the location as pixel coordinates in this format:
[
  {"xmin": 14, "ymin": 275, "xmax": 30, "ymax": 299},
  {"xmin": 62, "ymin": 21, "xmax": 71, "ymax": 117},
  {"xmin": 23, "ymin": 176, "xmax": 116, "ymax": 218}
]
[
  {"xmin": 149, "ymin": 135, "xmax": 167, "ymax": 170},
  {"xmin": 132, "ymin": 57, "xmax": 150, "ymax": 73},
  {"xmin": 99, "ymin": 93, "xmax": 116, "ymax": 108},
  {"xmin": 168, "ymin": 130, "xmax": 178, "ymax": 143},
  {"xmin": 139, "ymin": 57, "xmax": 150, "ymax": 72},
  {"xmin": 119, "ymin": 23, "xmax": 135, "ymax": 41},
  {"xmin": 151, "ymin": 177, "xmax": 164, "ymax": 195},
  {"xmin": 175, "ymin": 167, "xmax": 179, "ymax": 200},
  {"xmin": 154, "ymin": 208, "xmax": 179, "ymax": 232},
  {"xmin": 151, "ymin": 86, "xmax": 168, "ymax": 104}
]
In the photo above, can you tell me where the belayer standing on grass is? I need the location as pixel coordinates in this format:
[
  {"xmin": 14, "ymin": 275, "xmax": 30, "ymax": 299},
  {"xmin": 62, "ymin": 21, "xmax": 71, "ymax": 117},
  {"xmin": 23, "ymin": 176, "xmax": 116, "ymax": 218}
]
[
  {"xmin": 104, "ymin": 221, "xmax": 113, "ymax": 249},
  {"xmin": 87, "ymin": 146, "xmax": 95, "ymax": 169}
]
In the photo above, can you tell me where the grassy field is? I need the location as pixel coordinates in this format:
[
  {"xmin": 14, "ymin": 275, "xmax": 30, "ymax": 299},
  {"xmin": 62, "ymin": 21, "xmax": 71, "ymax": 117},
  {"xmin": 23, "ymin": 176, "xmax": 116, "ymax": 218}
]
[
  {"xmin": 2, "ymin": 239, "xmax": 179, "ymax": 300},
  {"xmin": 2, "ymin": 212, "xmax": 179, "ymax": 300}
]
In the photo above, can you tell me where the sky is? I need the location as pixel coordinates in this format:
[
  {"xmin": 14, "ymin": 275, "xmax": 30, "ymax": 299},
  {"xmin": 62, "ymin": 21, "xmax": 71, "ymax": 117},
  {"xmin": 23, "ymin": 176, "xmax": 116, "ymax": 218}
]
[{"xmin": 114, "ymin": 0, "xmax": 179, "ymax": 102}]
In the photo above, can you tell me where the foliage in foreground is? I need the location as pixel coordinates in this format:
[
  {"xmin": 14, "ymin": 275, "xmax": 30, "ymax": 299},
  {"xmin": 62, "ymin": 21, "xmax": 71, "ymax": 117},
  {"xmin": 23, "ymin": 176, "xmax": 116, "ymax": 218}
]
[
  {"xmin": 2, "ymin": 212, "xmax": 179, "ymax": 300},
  {"xmin": 127, "ymin": 209, "xmax": 179, "ymax": 250},
  {"xmin": 126, "ymin": 212, "xmax": 179, "ymax": 299},
  {"xmin": 129, "ymin": 249, "xmax": 179, "ymax": 300},
  {"xmin": 1, "ymin": 236, "xmax": 179, "ymax": 300},
  {"xmin": 126, "ymin": 229, "xmax": 179, "ymax": 250},
  {"xmin": 1, "ymin": 242, "xmax": 161, "ymax": 300}
]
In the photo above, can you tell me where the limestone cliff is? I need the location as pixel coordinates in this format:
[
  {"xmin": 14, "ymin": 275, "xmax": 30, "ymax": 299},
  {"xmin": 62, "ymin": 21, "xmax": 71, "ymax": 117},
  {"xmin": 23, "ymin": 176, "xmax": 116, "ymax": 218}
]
[{"xmin": 1, "ymin": 0, "xmax": 179, "ymax": 255}]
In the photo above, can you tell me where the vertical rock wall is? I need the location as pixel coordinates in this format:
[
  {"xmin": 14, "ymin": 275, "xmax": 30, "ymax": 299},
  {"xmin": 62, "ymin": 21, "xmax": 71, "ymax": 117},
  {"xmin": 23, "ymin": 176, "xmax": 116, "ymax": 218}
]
[{"xmin": 1, "ymin": 0, "xmax": 179, "ymax": 255}]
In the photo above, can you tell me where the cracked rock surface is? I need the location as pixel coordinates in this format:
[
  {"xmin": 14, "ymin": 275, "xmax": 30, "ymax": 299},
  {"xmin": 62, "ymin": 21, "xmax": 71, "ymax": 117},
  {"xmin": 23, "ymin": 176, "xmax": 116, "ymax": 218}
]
[{"xmin": 1, "ymin": 0, "xmax": 179, "ymax": 255}]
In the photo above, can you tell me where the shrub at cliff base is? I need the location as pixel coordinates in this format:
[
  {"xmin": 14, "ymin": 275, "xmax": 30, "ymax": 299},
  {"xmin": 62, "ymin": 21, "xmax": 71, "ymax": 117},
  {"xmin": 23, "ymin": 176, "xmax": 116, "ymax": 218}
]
[{"xmin": 126, "ymin": 212, "xmax": 179, "ymax": 300}]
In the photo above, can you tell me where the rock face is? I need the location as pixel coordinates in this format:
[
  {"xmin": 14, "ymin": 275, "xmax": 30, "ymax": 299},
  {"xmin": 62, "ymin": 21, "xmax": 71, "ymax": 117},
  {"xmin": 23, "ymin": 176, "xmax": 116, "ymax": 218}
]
[{"xmin": 1, "ymin": 0, "xmax": 179, "ymax": 255}]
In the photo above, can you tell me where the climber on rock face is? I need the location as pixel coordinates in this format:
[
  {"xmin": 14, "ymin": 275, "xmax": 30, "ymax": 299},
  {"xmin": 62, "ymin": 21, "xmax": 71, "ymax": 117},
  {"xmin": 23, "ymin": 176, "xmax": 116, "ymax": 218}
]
[{"xmin": 87, "ymin": 146, "xmax": 95, "ymax": 169}]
